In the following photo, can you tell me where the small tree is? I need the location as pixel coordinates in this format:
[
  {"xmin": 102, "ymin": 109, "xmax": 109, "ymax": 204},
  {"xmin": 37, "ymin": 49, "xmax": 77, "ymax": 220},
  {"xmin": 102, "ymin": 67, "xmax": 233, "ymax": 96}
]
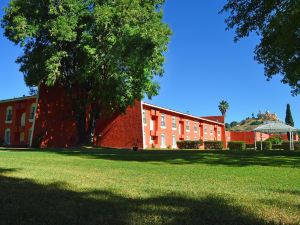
[
  {"xmin": 218, "ymin": 100, "xmax": 229, "ymax": 117},
  {"xmin": 285, "ymin": 104, "xmax": 294, "ymax": 127},
  {"xmin": 285, "ymin": 104, "xmax": 294, "ymax": 141}
]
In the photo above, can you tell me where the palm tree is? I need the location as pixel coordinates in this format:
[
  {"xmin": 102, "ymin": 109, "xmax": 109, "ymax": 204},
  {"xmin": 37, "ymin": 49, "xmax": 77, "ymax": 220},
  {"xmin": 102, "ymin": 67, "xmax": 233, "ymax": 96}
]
[{"xmin": 218, "ymin": 100, "xmax": 229, "ymax": 117}]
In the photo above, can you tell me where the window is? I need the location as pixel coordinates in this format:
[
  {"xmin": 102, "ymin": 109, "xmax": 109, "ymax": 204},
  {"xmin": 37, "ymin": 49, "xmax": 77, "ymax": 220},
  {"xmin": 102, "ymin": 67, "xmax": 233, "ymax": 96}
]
[
  {"xmin": 143, "ymin": 131, "xmax": 147, "ymax": 147},
  {"xmin": 204, "ymin": 126, "xmax": 207, "ymax": 134},
  {"xmin": 186, "ymin": 136, "xmax": 190, "ymax": 140},
  {"xmin": 20, "ymin": 132, "xmax": 25, "ymax": 143},
  {"xmin": 21, "ymin": 113, "xmax": 26, "ymax": 127},
  {"xmin": 172, "ymin": 117, "xmax": 176, "ymax": 129},
  {"xmin": 4, "ymin": 129, "xmax": 11, "ymax": 145},
  {"xmin": 172, "ymin": 135, "xmax": 177, "ymax": 147},
  {"xmin": 210, "ymin": 126, "xmax": 213, "ymax": 135},
  {"xmin": 6, "ymin": 106, "xmax": 12, "ymax": 122},
  {"xmin": 194, "ymin": 137, "xmax": 198, "ymax": 141},
  {"xmin": 194, "ymin": 122, "xmax": 198, "ymax": 132},
  {"xmin": 142, "ymin": 110, "xmax": 147, "ymax": 125},
  {"xmin": 161, "ymin": 134, "xmax": 166, "ymax": 147},
  {"xmin": 218, "ymin": 128, "xmax": 221, "ymax": 136},
  {"xmin": 186, "ymin": 121, "xmax": 190, "ymax": 132},
  {"xmin": 29, "ymin": 128, "xmax": 33, "ymax": 143},
  {"xmin": 30, "ymin": 103, "xmax": 37, "ymax": 120},
  {"xmin": 161, "ymin": 114, "xmax": 166, "ymax": 127}
]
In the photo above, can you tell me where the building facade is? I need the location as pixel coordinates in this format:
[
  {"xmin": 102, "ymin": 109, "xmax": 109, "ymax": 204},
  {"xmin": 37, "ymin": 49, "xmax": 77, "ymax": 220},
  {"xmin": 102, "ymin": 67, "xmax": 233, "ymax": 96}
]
[
  {"xmin": 0, "ymin": 96, "xmax": 37, "ymax": 146},
  {"xmin": 0, "ymin": 86, "xmax": 226, "ymax": 149},
  {"xmin": 142, "ymin": 103, "xmax": 226, "ymax": 149}
]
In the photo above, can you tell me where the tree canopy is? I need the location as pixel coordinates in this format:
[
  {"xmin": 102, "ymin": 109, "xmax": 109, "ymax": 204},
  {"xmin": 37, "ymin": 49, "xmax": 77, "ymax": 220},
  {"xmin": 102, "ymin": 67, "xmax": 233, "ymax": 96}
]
[
  {"xmin": 218, "ymin": 100, "xmax": 229, "ymax": 117},
  {"xmin": 221, "ymin": 1, "xmax": 300, "ymax": 95},
  {"xmin": 2, "ymin": 0, "xmax": 171, "ymax": 144}
]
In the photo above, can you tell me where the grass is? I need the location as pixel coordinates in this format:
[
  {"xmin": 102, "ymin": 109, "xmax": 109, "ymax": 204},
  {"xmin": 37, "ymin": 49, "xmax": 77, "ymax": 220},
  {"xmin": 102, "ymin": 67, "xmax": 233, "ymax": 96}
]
[{"xmin": 0, "ymin": 148, "xmax": 299, "ymax": 225}]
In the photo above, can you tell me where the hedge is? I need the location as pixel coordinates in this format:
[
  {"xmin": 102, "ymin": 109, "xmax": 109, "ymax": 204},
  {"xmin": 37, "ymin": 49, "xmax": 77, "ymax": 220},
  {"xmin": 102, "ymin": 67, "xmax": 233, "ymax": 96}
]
[
  {"xmin": 246, "ymin": 144, "xmax": 255, "ymax": 149},
  {"xmin": 272, "ymin": 144, "xmax": 283, "ymax": 150},
  {"xmin": 177, "ymin": 140, "xmax": 203, "ymax": 150},
  {"xmin": 256, "ymin": 141, "xmax": 272, "ymax": 150},
  {"xmin": 228, "ymin": 141, "xmax": 246, "ymax": 150},
  {"xmin": 282, "ymin": 141, "xmax": 300, "ymax": 150},
  {"xmin": 204, "ymin": 141, "xmax": 223, "ymax": 150}
]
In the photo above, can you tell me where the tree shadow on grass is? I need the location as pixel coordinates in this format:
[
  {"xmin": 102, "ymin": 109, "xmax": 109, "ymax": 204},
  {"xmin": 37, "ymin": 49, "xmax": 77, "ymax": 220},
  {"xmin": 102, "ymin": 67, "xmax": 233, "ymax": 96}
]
[
  {"xmin": 41, "ymin": 148, "xmax": 300, "ymax": 168},
  {"xmin": 0, "ymin": 167, "xmax": 280, "ymax": 225}
]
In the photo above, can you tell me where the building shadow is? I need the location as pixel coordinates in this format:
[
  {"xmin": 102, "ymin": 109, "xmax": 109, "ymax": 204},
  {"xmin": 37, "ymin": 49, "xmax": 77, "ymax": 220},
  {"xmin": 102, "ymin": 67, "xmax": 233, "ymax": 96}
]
[
  {"xmin": 33, "ymin": 148, "xmax": 300, "ymax": 168},
  {"xmin": 0, "ymin": 167, "xmax": 279, "ymax": 225}
]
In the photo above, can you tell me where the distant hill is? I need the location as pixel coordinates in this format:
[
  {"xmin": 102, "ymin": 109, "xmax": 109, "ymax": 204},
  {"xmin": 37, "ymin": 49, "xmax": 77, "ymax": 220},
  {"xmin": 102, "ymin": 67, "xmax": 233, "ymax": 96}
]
[{"xmin": 227, "ymin": 118, "xmax": 264, "ymax": 131}]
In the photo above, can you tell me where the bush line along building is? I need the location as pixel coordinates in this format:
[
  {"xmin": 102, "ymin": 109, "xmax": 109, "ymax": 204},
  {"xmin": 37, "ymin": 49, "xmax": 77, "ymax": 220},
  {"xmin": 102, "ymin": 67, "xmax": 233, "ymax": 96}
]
[{"xmin": 0, "ymin": 86, "xmax": 227, "ymax": 149}]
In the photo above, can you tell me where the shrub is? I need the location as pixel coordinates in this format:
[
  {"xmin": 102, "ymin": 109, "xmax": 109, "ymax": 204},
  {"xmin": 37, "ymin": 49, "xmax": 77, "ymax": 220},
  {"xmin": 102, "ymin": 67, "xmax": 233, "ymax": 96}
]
[
  {"xmin": 228, "ymin": 141, "xmax": 245, "ymax": 150},
  {"xmin": 256, "ymin": 141, "xmax": 272, "ymax": 150},
  {"xmin": 282, "ymin": 141, "xmax": 300, "ymax": 150},
  {"xmin": 246, "ymin": 144, "xmax": 255, "ymax": 149},
  {"xmin": 266, "ymin": 135, "xmax": 282, "ymax": 145},
  {"xmin": 177, "ymin": 140, "xmax": 203, "ymax": 150},
  {"xmin": 294, "ymin": 142, "xmax": 300, "ymax": 150},
  {"xmin": 250, "ymin": 121, "xmax": 263, "ymax": 126},
  {"xmin": 204, "ymin": 141, "xmax": 223, "ymax": 150},
  {"xmin": 272, "ymin": 144, "xmax": 283, "ymax": 150}
]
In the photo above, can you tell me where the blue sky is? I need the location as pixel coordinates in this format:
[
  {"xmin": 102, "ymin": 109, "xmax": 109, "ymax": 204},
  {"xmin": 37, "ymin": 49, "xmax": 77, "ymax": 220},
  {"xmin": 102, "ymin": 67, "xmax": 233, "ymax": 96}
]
[{"xmin": 0, "ymin": 0, "xmax": 299, "ymax": 125}]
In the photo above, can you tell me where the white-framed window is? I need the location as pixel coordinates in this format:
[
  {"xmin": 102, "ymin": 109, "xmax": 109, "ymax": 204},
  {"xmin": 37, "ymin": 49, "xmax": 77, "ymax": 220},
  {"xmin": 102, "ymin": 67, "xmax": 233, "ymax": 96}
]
[
  {"xmin": 21, "ymin": 113, "xmax": 26, "ymax": 127},
  {"xmin": 172, "ymin": 117, "xmax": 176, "ymax": 129},
  {"xmin": 204, "ymin": 125, "xmax": 207, "ymax": 134},
  {"xmin": 210, "ymin": 126, "xmax": 213, "ymax": 135},
  {"xmin": 29, "ymin": 103, "xmax": 37, "ymax": 120},
  {"xmin": 161, "ymin": 134, "xmax": 166, "ymax": 147},
  {"xmin": 142, "ymin": 110, "xmax": 147, "ymax": 125},
  {"xmin": 6, "ymin": 106, "xmax": 13, "ymax": 122},
  {"xmin": 4, "ymin": 128, "xmax": 11, "ymax": 145},
  {"xmin": 161, "ymin": 114, "xmax": 166, "ymax": 127},
  {"xmin": 143, "ymin": 131, "xmax": 147, "ymax": 147},
  {"xmin": 172, "ymin": 135, "xmax": 177, "ymax": 148},
  {"xmin": 20, "ymin": 132, "xmax": 25, "ymax": 143},
  {"xmin": 218, "ymin": 127, "xmax": 221, "ymax": 136},
  {"xmin": 186, "ymin": 135, "xmax": 190, "ymax": 141},
  {"xmin": 186, "ymin": 121, "xmax": 190, "ymax": 132},
  {"xmin": 194, "ymin": 136, "xmax": 198, "ymax": 141},
  {"xmin": 194, "ymin": 122, "xmax": 198, "ymax": 132}
]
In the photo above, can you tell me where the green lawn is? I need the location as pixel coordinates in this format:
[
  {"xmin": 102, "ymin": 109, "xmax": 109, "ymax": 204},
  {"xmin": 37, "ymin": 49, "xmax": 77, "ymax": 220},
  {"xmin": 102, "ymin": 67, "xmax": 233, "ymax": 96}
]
[{"xmin": 0, "ymin": 148, "xmax": 299, "ymax": 225}]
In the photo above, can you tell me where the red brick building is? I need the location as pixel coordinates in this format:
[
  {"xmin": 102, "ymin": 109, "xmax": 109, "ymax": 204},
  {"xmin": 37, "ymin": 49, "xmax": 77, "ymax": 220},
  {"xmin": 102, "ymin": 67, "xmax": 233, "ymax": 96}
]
[
  {"xmin": 0, "ymin": 86, "xmax": 227, "ymax": 149},
  {"xmin": 0, "ymin": 96, "xmax": 37, "ymax": 147}
]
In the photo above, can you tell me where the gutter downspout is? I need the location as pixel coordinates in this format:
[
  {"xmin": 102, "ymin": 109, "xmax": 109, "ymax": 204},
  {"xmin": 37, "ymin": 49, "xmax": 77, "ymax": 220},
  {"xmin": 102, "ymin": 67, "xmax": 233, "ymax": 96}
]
[{"xmin": 29, "ymin": 87, "xmax": 40, "ymax": 147}]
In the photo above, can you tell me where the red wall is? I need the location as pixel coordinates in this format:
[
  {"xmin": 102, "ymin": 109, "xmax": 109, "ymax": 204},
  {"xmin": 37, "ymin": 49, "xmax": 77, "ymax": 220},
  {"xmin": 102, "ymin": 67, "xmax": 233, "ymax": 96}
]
[
  {"xmin": 33, "ymin": 85, "xmax": 143, "ymax": 149},
  {"xmin": 94, "ymin": 101, "xmax": 143, "ymax": 149},
  {"xmin": 33, "ymin": 85, "xmax": 78, "ymax": 148},
  {"xmin": 227, "ymin": 131, "xmax": 299, "ymax": 144}
]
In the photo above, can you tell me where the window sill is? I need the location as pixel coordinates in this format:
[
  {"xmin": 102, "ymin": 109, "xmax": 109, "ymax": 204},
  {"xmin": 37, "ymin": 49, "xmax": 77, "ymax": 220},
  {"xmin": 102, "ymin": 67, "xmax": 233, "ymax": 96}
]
[
  {"xmin": 160, "ymin": 145, "xmax": 166, "ymax": 148},
  {"xmin": 5, "ymin": 121, "xmax": 12, "ymax": 124},
  {"xmin": 172, "ymin": 128, "xmax": 177, "ymax": 131},
  {"xmin": 161, "ymin": 126, "xmax": 166, "ymax": 129},
  {"xmin": 28, "ymin": 119, "xmax": 34, "ymax": 123}
]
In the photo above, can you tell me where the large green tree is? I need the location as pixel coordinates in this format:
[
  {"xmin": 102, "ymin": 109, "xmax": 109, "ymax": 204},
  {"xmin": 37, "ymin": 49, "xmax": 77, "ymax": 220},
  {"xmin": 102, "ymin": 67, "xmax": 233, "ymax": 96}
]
[
  {"xmin": 2, "ymin": 0, "xmax": 171, "ymax": 144},
  {"xmin": 221, "ymin": 1, "xmax": 300, "ymax": 95}
]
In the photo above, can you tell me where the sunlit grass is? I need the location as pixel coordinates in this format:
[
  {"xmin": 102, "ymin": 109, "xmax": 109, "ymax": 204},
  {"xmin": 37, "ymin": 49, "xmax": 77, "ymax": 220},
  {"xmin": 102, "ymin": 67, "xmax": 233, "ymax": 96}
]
[{"xmin": 0, "ymin": 148, "xmax": 299, "ymax": 225}]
